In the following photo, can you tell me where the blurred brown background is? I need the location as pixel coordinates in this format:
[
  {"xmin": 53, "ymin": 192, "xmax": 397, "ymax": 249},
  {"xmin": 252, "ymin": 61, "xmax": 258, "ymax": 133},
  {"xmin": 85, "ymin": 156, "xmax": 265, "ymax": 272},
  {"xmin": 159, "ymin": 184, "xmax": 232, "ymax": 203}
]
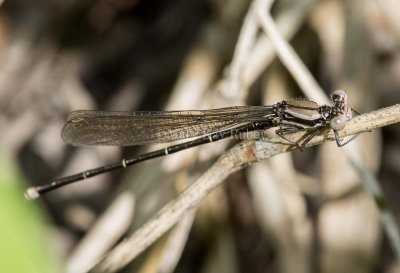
[{"xmin": 0, "ymin": 0, "xmax": 399, "ymax": 272}]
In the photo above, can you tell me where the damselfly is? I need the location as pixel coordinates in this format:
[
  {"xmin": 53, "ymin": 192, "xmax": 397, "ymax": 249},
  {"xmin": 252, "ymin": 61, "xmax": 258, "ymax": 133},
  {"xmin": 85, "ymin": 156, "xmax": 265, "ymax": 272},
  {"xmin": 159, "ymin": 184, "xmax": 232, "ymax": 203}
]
[{"xmin": 25, "ymin": 90, "xmax": 357, "ymax": 199}]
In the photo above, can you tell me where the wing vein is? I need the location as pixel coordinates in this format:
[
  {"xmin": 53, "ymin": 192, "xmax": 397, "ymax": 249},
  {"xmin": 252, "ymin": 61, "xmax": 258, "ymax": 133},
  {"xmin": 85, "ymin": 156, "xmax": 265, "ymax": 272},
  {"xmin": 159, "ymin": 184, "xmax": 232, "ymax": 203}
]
[{"xmin": 61, "ymin": 107, "xmax": 275, "ymax": 146}]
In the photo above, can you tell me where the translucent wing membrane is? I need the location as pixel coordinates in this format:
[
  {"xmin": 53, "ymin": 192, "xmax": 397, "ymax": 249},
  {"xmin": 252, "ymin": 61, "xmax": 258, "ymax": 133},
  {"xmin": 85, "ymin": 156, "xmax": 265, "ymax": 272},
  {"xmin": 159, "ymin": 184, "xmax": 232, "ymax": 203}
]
[
  {"xmin": 26, "ymin": 91, "xmax": 362, "ymax": 199},
  {"xmin": 61, "ymin": 106, "xmax": 275, "ymax": 146}
]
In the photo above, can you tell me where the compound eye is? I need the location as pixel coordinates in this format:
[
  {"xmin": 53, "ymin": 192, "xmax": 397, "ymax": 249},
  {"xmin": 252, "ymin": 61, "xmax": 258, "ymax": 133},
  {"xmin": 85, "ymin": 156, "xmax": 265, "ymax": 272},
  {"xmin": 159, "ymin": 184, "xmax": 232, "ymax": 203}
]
[
  {"xmin": 331, "ymin": 89, "xmax": 347, "ymax": 101},
  {"xmin": 332, "ymin": 89, "xmax": 346, "ymax": 97},
  {"xmin": 330, "ymin": 115, "xmax": 346, "ymax": 131}
]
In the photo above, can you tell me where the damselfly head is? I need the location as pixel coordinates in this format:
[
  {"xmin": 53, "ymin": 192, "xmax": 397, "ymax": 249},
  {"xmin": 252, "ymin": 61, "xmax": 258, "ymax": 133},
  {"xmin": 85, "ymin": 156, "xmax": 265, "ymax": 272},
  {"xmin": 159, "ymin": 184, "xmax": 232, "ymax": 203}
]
[{"xmin": 330, "ymin": 114, "xmax": 347, "ymax": 131}]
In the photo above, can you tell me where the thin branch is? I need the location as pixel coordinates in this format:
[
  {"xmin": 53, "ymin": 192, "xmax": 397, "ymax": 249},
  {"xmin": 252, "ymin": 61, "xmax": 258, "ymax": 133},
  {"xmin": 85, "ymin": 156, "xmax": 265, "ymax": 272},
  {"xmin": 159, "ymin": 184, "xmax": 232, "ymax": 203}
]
[
  {"xmin": 89, "ymin": 104, "xmax": 400, "ymax": 273},
  {"xmin": 256, "ymin": 0, "xmax": 400, "ymax": 260},
  {"xmin": 242, "ymin": 0, "xmax": 317, "ymax": 92},
  {"xmin": 224, "ymin": 0, "xmax": 273, "ymax": 100},
  {"xmin": 256, "ymin": 0, "xmax": 328, "ymax": 104},
  {"xmin": 67, "ymin": 192, "xmax": 135, "ymax": 273},
  {"xmin": 157, "ymin": 209, "xmax": 196, "ymax": 273}
]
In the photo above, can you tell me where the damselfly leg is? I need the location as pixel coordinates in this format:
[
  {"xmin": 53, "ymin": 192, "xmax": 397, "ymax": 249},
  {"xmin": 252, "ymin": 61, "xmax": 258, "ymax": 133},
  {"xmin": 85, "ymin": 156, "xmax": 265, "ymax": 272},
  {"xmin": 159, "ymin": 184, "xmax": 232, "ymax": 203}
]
[{"xmin": 275, "ymin": 123, "xmax": 327, "ymax": 150}]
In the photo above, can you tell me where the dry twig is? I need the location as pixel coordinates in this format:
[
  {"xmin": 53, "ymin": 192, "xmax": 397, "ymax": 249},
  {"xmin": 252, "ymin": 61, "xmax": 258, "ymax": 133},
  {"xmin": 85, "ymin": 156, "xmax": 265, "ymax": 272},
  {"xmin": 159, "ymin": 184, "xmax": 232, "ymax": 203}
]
[
  {"xmin": 256, "ymin": 0, "xmax": 400, "ymax": 260},
  {"xmin": 89, "ymin": 104, "xmax": 400, "ymax": 273}
]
